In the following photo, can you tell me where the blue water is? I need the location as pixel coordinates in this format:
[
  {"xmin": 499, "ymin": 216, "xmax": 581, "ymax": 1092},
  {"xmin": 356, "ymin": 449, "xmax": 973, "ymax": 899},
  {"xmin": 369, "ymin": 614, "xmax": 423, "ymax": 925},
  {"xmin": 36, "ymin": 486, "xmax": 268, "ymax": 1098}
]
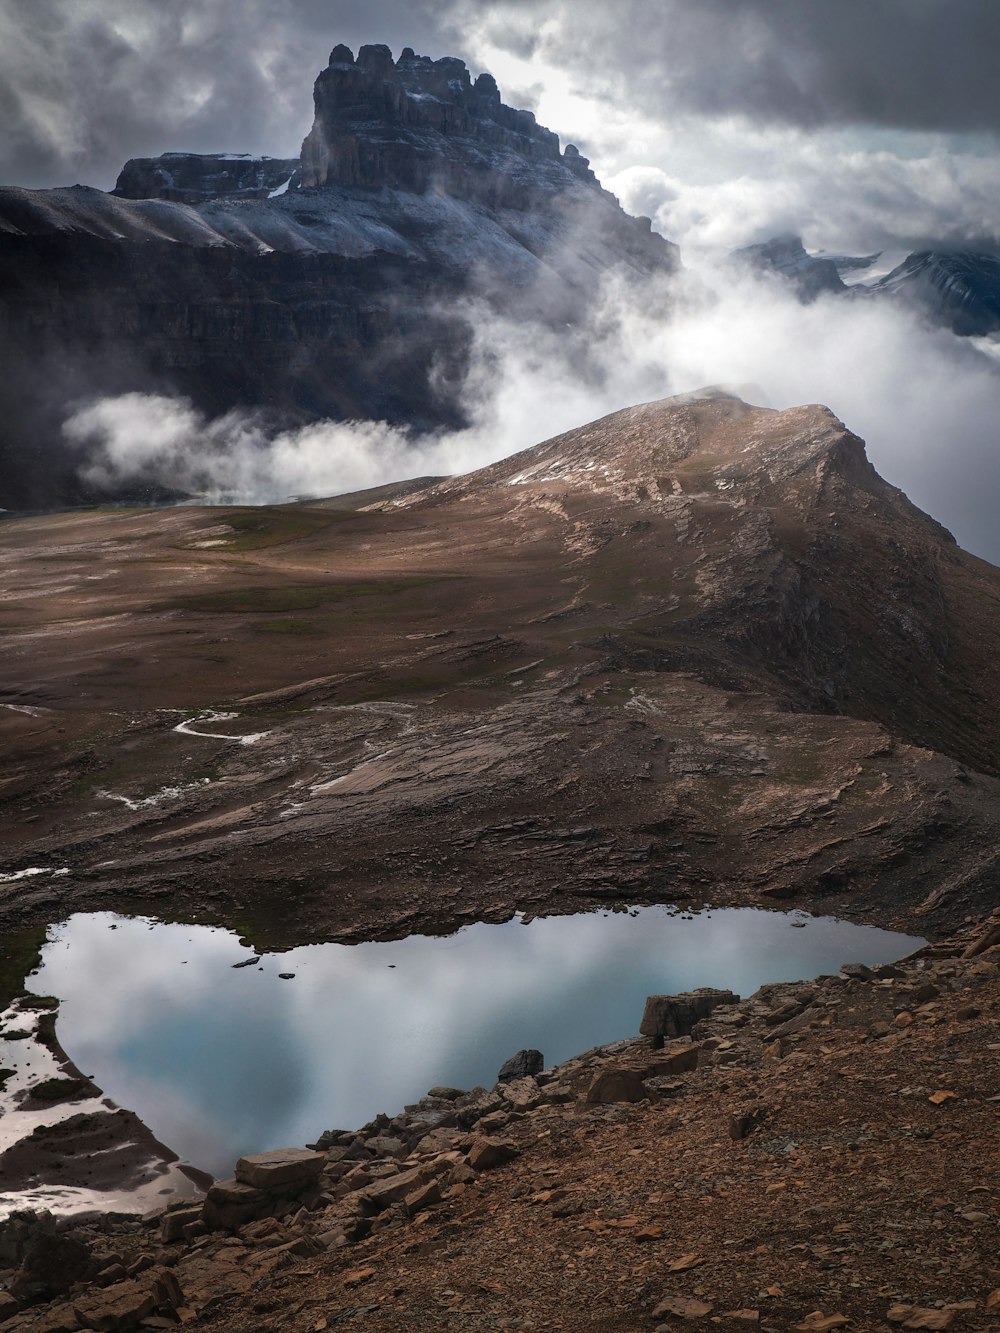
[{"xmin": 29, "ymin": 906, "xmax": 921, "ymax": 1176}]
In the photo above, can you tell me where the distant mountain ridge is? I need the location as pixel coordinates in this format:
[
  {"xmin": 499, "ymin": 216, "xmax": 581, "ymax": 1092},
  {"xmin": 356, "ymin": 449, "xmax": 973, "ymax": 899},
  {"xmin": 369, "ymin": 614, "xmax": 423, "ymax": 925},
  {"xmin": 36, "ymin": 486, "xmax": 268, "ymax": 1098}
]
[
  {"xmin": 0, "ymin": 43, "xmax": 677, "ymax": 509},
  {"xmin": 735, "ymin": 232, "xmax": 1000, "ymax": 334}
]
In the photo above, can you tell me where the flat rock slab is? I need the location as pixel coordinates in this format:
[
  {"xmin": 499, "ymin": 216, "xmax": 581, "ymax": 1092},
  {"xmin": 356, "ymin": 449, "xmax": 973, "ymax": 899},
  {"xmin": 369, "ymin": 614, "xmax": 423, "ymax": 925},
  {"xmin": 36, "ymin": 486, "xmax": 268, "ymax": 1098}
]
[
  {"xmin": 73, "ymin": 1278, "xmax": 155, "ymax": 1332},
  {"xmin": 586, "ymin": 1068, "xmax": 648, "ymax": 1104},
  {"xmin": 234, "ymin": 1148, "xmax": 325, "ymax": 1191}
]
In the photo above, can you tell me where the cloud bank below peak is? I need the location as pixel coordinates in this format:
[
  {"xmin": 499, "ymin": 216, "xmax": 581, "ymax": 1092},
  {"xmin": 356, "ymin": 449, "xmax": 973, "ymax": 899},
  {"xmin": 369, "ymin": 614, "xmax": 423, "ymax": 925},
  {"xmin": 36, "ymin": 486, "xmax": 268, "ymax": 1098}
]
[{"xmin": 64, "ymin": 263, "xmax": 1000, "ymax": 568}]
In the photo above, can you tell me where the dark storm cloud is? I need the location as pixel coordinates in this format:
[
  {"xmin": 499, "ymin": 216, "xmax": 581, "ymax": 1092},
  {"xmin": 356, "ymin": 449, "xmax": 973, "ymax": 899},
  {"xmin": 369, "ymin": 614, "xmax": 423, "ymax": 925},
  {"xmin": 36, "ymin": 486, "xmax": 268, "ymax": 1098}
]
[
  {"xmin": 0, "ymin": 0, "xmax": 461, "ymax": 188},
  {"xmin": 468, "ymin": 0, "xmax": 1000, "ymax": 136},
  {"xmin": 4, "ymin": 0, "xmax": 999, "ymax": 190}
]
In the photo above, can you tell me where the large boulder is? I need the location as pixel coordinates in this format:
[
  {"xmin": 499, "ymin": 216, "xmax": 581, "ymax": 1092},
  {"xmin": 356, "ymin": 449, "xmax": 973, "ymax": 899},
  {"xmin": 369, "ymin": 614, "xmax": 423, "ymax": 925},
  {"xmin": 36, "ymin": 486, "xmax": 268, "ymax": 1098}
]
[
  {"xmin": 585, "ymin": 1068, "xmax": 647, "ymax": 1104},
  {"xmin": 200, "ymin": 1180, "xmax": 269, "ymax": 1232},
  {"xmin": 497, "ymin": 1049, "xmax": 544, "ymax": 1083},
  {"xmin": 640, "ymin": 989, "xmax": 739, "ymax": 1044},
  {"xmin": 234, "ymin": 1147, "xmax": 325, "ymax": 1192},
  {"xmin": 10, "ymin": 1231, "xmax": 91, "ymax": 1302}
]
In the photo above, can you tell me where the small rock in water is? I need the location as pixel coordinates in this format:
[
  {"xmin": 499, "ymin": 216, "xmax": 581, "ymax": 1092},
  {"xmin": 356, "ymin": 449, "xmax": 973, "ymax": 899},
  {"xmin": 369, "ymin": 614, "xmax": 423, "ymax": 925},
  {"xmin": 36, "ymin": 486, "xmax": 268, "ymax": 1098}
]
[
  {"xmin": 232, "ymin": 956, "xmax": 261, "ymax": 969},
  {"xmin": 278, "ymin": 972, "xmax": 296, "ymax": 980}
]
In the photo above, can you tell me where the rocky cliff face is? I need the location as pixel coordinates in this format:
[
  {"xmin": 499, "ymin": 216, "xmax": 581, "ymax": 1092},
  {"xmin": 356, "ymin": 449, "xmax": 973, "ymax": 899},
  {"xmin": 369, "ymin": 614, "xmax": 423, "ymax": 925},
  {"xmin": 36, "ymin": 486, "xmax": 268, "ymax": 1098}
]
[
  {"xmin": 871, "ymin": 249, "xmax": 1000, "ymax": 336},
  {"xmin": 0, "ymin": 45, "xmax": 677, "ymax": 509},
  {"xmin": 113, "ymin": 153, "xmax": 299, "ymax": 204},
  {"xmin": 298, "ymin": 42, "xmax": 599, "ymax": 203}
]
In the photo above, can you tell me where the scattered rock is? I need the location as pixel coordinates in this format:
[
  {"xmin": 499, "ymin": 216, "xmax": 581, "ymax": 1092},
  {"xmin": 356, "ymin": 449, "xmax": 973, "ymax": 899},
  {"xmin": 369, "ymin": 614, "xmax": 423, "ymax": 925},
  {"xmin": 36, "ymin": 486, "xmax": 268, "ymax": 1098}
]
[
  {"xmin": 360, "ymin": 1165, "xmax": 435, "ymax": 1213},
  {"xmin": 665, "ymin": 1254, "xmax": 705, "ymax": 1273},
  {"xmin": 72, "ymin": 1278, "xmax": 156, "ymax": 1332},
  {"xmin": 499, "ymin": 1076, "xmax": 541, "ymax": 1110},
  {"xmin": 728, "ymin": 1106, "xmax": 767, "ymax": 1141},
  {"xmin": 839, "ymin": 962, "xmax": 875, "ymax": 980},
  {"xmin": 886, "ymin": 1306, "xmax": 957, "ymax": 1329},
  {"xmin": 160, "ymin": 1207, "xmax": 202, "ymax": 1244},
  {"xmin": 645, "ymin": 1043, "xmax": 700, "ymax": 1076},
  {"xmin": 404, "ymin": 1180, "xmax": 442, "ymax": 1215},
  {"xmin": 201, "ymin": 1180, "xmax": 269, "ymax": 1232},
  {"xmin": 342, "ymin": 1267, "xmax": 375, "ymax": 1288}
]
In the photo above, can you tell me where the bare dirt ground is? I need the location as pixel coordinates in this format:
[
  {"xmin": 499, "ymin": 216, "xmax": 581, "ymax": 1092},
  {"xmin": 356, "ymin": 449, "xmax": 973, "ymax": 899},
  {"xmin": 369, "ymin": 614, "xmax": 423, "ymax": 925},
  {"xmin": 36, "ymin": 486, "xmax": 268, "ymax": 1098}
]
[{"xmin": 3, "ymin": 399, "xmax": 1000, "ymax": 975}]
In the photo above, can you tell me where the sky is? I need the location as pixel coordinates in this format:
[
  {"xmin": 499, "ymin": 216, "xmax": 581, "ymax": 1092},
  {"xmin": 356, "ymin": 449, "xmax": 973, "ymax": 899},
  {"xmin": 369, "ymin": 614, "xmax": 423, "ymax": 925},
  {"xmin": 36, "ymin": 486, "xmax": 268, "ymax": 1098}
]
[
  {"xmin": 4, "ymin": 0, "xmax": 1000, "ymax": 256},
  {"xmin": 4, "ymin": 1, "xmax": 1000, "ymax": 557}
]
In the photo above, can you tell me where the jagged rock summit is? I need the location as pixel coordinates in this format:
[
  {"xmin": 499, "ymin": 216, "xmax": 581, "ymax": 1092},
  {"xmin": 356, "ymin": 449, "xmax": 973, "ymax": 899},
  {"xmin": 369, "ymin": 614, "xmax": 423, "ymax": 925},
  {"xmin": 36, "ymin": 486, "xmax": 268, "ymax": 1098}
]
[
  {"xmin": 0, "ymin": 42, "xmax": 677, "ymax": 510},
  {"xmin": 110, "ymin": 42, "xmax": 610, "ymax": 214},
  {"xmin": 299, "ymin": 42, "xmax": 600, "ymax": 203}
]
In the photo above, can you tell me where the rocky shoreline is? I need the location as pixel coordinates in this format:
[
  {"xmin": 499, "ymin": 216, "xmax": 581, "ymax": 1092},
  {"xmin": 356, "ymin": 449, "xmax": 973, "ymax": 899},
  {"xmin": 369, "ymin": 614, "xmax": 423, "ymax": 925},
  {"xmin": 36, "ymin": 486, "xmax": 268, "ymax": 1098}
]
[
  {"xmin": 1, "ymin": 907, "xmax": 996, "ymax": 1332},
  {"xmin": 0, "ymin": 996, "xmax": 204, "ymax": 1223}
]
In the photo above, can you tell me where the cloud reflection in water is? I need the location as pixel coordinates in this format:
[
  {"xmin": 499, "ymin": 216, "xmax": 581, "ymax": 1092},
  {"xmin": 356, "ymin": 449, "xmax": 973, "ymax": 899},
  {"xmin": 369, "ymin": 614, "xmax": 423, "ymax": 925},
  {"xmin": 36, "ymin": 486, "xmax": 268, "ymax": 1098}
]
[{"xmin": 30, "ymin": 907, "xmax": 921, "ymax": 1176}]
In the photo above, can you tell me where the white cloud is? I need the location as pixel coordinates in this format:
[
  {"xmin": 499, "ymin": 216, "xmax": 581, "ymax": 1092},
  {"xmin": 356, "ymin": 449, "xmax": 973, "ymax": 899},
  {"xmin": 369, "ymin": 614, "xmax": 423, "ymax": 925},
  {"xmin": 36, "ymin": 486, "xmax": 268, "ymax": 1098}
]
[
  {"xmin": 64, "ymin": 263, "xmax": 1000, "ymax": 564},
  {"xmin": 604, "ymin": 137, "xmax": 1000, "ymax": 257}
]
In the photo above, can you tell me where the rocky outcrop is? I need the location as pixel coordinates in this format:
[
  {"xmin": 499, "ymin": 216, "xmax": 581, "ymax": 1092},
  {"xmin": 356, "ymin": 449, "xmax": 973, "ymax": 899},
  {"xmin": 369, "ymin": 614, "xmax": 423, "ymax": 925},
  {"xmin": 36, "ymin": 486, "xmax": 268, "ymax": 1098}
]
[
  {"xmin": 299, "ymin": 43, "xmax": 599, "ymax": 205},
  {"xmin": 113, "ymin": 153, "xmax": 299, "ymax": 204},
  {"xmin": 497, "ymin": 1049, "xmax": 544, "ymax": 1083},
  {"xmin": 640, "ymin": 988, "xmax": 740, "ymax": 1043}
]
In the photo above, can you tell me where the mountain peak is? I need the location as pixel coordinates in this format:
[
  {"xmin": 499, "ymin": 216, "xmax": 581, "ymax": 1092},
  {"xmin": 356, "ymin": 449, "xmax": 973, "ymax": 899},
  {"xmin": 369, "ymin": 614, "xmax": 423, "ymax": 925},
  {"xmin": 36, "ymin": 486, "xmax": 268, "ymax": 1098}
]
[
  {"xmin": 411, "ymin": 394, "xmax": 886, "ymax": 509},
  {"xmin": 298, "ymin": 42, "xmax": 598, "ymax": 203}
]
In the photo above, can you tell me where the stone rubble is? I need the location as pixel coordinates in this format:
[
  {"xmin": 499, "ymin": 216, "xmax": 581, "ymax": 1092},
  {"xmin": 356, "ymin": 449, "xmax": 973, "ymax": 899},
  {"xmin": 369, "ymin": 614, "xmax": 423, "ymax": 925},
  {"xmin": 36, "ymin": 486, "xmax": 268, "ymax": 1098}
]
[{"xmin": 0, "ymin": 911, "xmax": 996, "ymax": 1331}]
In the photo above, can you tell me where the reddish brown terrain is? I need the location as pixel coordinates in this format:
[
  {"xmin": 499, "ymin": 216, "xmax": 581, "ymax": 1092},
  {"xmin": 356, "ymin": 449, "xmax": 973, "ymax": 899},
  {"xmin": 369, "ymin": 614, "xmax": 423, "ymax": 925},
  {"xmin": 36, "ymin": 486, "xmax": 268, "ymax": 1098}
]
[
  {"xmin": 2, "ymin": 393, "xmax": 1000, "ymax": 958},
  {"xmin": 0, "ymin": 914, "xmax": 997, "ymax": 1332},
  {"xmin": 0, "ymin": 392, "xmax": 999, "ymax": 1330}
]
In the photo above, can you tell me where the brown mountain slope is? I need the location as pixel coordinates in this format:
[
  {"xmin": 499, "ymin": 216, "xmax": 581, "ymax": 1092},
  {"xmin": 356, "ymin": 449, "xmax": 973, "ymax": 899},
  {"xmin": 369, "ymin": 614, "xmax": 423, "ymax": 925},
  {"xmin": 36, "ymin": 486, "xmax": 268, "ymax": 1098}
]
[{"xmin": 1, "ymin": 393, "xmax": 1000, "ymax": 962}]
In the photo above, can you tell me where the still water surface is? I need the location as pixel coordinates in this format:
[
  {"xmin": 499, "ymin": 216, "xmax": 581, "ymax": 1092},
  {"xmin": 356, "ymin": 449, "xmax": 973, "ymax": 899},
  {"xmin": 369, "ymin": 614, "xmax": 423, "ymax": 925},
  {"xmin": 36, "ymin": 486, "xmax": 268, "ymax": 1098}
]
[{"xmin": 30, "ymin": 907, "xmax": 921, "ymax": 1177}]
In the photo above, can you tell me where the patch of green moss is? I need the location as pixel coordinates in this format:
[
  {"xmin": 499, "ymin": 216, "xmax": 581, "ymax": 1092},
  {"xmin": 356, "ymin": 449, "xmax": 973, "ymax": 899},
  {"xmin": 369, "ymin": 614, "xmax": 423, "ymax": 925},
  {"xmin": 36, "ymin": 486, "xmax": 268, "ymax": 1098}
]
[
  {"xmin": 167, "ymin": 576, "xmax": 442, "ymax": 616},
  {"xmin": 0, "ymin": 925, "xmax": 47, "ymax": 1013},
  {"xmin": 29, "ymin": 1077, "xmax": 92, "ymax": 1103},
  {"xmin": 260, "ymin": 618, "xmax": 320, "ymax": 635},
  {"xmin": 201, "ymin": 507, "xmax": 345, "ymax": 552},
  {"xmin": 36, "ymin": 1012, "xmax": 57, "ymax": 1048}
]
